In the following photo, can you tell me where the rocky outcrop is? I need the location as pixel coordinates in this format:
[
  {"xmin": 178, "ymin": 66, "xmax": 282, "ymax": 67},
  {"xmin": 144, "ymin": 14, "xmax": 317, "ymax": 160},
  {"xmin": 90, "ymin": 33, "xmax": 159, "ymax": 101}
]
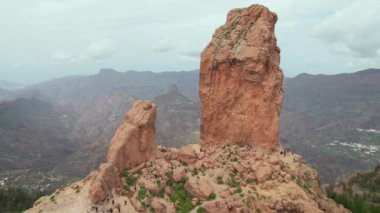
[
  {"xmin": 88, "ymin": 163, "xmax": 120, "ymax": 204},
  {"xmin": 26, "ymin": 144, "xmax": 348, "ymax": 213},
  {"xmin": 89, "ymin": 100, "xmax": 159, "ymax": 204},
  {"xmin": 107, "ymin": 100, "xmax": 159, "ymax": 172},
  {"xmin": 199, "ymin": 4, "xmax": 283, "ymax": 150}
]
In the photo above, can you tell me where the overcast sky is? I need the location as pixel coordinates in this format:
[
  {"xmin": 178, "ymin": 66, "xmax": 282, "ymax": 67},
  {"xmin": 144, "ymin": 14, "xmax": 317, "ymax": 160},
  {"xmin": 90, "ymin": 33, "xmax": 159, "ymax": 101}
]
[{"xmin": 0, "ymin": 0, "xmax": 379, "ymax": 84}]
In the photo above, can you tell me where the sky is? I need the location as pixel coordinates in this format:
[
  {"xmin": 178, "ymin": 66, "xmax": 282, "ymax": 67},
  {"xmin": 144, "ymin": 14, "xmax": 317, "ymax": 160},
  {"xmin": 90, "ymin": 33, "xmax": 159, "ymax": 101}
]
[{"xmin": 0, "ymin": 0, "xmax": 379, "ymax": 84}]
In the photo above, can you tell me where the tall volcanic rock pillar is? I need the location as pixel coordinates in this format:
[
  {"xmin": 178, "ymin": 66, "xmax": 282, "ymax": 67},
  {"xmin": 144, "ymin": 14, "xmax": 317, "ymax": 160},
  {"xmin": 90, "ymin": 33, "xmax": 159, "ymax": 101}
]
[{"xmin": 199, "ymin": 5, "xmax": 284, "ymax": 150}]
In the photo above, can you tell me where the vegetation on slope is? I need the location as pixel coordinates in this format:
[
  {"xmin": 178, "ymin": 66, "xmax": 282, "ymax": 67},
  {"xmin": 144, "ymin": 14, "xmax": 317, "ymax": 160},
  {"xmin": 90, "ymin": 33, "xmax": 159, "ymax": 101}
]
[
  {"xmin": 329, "ymin": 166, "xmax": 380, "ymax": 213},
  {"xmin": 329, "ymin": 192, "xmax": 380, "ymax": 213},
  {"xmin": 0, "ymin": 187, "xmax": 44, "ymax": 213}
]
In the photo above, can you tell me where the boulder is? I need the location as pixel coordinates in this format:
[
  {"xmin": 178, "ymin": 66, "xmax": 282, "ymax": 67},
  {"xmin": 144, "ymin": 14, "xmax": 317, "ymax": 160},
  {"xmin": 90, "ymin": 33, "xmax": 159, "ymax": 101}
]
[
  {"xmin": 284, "ymin": 174, "xmax": 292, "ymax": 183},
  {"xmin": 201, "ymin": 200, "xmax": 229, "ymax": 213},
  {"xmin": 139, "ymin": 179, "xmax": 160, "ymax": 195},
  {"xmin": 155, "ymin": 158, "xmax": 172, "ymax": 177},
  {"xmin": 177, "ymin": 144, "xmax": 201, "ymax": 164},
  {"xmin": 256, "ymin": 164, "xmax": 272, "ymax": 182},
  {"xmin": 184, "ymin": 177, "xmax": 214, "ymax": 200},
  {"xmin": 173, "ymin": 166, "xmax": 187, "ymax": 182},
  {"xmin": 199, "ymin": 4, "xmax": 283, "ymax": 150},
  {"xmin": 107, "ymin": 100, "xmax": 159, "ymax": 172},
  {"xmin": 151, "ymin": 197, "xmax": 175, "ymax": 213}
]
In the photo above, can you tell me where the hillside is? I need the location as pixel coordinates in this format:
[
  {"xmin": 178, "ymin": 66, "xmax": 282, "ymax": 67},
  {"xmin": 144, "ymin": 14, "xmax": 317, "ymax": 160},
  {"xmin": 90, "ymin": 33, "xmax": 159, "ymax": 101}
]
[
  {"xmin": 0, "ymin": 98, "xmax": 78, "ymax": 192},
  {"xmin": 154, "ymin": 84, "xmax": 200, "ymax": 148},
  {"xmin": 0, "ymin": 88, "xmax": 14, "ymax": 102},
  {"xmin": 281, "ymin": 68, "xmax": 380, "ymax": 183},
  {"xmin": 0, "ymin": 98, "xmax": 77, "ymax": 172},
  {"xmin": 328, "ymin": 165, "xmax": 380, "ymax": 212},
  {"xmin": 0, "ymin": 81, "xmax": 25, "ymax": 91}
]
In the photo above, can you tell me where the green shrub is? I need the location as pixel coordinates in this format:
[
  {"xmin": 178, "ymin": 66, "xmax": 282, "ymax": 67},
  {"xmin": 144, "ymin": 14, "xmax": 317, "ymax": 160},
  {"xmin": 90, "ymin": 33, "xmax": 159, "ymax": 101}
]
[
  {"xmin": 123, "ymin": 172, "xmax": 139, "ymax": 192},
  {"xmin": 197, "ymin": 207, "xmax": 205, "ymax": 213},
  {"xmin": 0, "ymin": 187, "xmax": 44, "ymax": 212},
  {"xmin": 207, "ymin": 192, "xmax": 216, "ymax": 200},
  {"xmin": 123, "ymin": 184, "xmax": 130, "ymax": 192},
  {"xmin": 166, "ymin": 172, "xmax": 175, "ymax": 186},
  {"xmin": 158, "ymin": 188, "xmax": 165, "ymax": 198},
  {"xmin": 168, "ymin": 178, "xmax": 195, "ymax": 212},
  {"xmin": 192, "ymin": 169, "xmax": 199, "ymax": 176},
  {"xmin": 233, "ymin": 187, "xmax": 242, "ymax": 194},
  {"xmin": 137, "ymin": 186, "xmax": 147, "ymax": 201},
  {"xmin": 216, "ymin": 176, "xmax": 224, "ymax": 184},
  {"xmin": 329, "ymin": 192, "xmax": 380, "ymax": 213},
  {"xmin": 126, "ymin": 175, "xmax": 139, "ymax": 186},
  {"xmin": 226, "ymin": 178, "xmax": 240, "ymax": 188},
  {"xmin": 245, "ymin": 179, "xmax": 256, "ymax": 184}
]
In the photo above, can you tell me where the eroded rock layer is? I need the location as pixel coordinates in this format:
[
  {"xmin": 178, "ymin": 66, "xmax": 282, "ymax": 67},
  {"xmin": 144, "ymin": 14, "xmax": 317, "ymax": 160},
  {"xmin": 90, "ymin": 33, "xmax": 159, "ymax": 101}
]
[{"xmin": 199, "ymin": 4, "xmax": 284, "ymax": 150}]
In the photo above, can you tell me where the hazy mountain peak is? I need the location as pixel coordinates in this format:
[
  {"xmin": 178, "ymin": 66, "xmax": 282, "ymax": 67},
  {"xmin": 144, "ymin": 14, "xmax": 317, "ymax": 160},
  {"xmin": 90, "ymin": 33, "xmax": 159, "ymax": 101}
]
[{"xmin": 98, "ymin": 68, "xmax": 120, "ymax": 75}]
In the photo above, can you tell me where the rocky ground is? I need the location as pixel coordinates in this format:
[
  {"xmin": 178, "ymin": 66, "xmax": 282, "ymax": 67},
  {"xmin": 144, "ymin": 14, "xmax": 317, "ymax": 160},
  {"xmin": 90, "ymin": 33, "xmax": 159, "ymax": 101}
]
[{"xmin": 27, "ymin": 144, "xmax": 347, "ymax": 213}]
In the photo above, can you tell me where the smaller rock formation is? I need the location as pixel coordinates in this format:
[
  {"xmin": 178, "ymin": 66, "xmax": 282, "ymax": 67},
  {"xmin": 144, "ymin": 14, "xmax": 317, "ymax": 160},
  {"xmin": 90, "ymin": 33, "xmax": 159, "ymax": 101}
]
[
  {"xmin": 107, "ymin": 100, "xmax": 158, "ymax": 172},
  {"xmin": 89, "ymin": 100, "xmax": 159, "ymax": 204},
  {"xmin": 199, "ymin": 4, "xmax": 284, "ymax": 150}
]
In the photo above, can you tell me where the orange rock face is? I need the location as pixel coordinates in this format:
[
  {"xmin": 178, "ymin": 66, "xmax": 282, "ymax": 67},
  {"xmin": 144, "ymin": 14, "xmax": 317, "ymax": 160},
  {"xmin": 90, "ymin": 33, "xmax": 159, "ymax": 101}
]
[
  {"xmin": 89, "ymin": 163, "xmax": 120, "ymax": 204},
  {"xmin": 89, "ymin": 100, "xmax": 159, "ymax": 204},
  {"xmin": 107, "ymin": 100, "xmax": 159, "ymax": 172},
  {"xmin": 199, "ymin": 5, "xmax": 284, "ymax": 150}
]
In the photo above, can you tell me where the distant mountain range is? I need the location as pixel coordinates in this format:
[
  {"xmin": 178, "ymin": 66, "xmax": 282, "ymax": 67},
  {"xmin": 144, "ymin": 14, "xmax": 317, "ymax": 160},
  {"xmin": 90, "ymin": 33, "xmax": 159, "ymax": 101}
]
[
  {"xmin": 282, "ymin": 68, "xmax": 380, "ymax": 183},
  {"xmin": 0, "ymin": 68, "xmax": 379, "ymax": 191},
  {"xmin": 0, "ymin": 80, "xmax": 25, "ymax": 91}
]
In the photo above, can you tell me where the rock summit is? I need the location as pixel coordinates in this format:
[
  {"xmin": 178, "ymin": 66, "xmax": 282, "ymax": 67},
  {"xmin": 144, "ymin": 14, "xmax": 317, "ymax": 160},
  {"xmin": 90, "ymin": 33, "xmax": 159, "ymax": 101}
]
[{"xmin": 199, "ymin": 5, "xmax": 284, "ymax": 150}]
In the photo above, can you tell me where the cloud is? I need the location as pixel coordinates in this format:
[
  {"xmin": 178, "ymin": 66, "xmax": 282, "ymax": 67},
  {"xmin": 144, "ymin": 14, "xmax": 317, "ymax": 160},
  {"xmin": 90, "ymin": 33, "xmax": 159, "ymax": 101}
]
[
  {"xmin": 31, "ymin": 0, "xmax": 101, "ymax": 16},
  {"xmin": 180, "ymin": 50, "xmax": 200, "ymax": 58},
  {"xmin": 152, "ymin": 39, "xmax": 175, "ymax": 53},
  {"xmin": 51, "ymin": 51, "xmax": 74, "ymax": 63},
  {"xmin": 311, "ymin": 0, "xmax": 380, "ymax": 58},
  {"xmin": 3, "ymin": 0, "xmax": 380, "ymax": 83},
  {"xmin": 84, "ymin": 39, "xmax": 114, "ymax": 60},
  {"xmin": 179, "ymin": 42, "xmax": 203, "ymax": 60},
  {"xmin": 10, "ymin": 63, "xmax": 22, "ymax": 68},
  {"xmin": 52, "ymin": 39, "xmax": 114, "ymax": 64}
]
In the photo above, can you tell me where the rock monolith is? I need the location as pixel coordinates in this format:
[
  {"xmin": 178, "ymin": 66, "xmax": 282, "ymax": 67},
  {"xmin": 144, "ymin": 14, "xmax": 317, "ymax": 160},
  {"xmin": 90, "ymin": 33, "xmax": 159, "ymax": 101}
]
[{"xmin": 199, "ymin": 5, "xmax": 284, "ymax": 150}]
